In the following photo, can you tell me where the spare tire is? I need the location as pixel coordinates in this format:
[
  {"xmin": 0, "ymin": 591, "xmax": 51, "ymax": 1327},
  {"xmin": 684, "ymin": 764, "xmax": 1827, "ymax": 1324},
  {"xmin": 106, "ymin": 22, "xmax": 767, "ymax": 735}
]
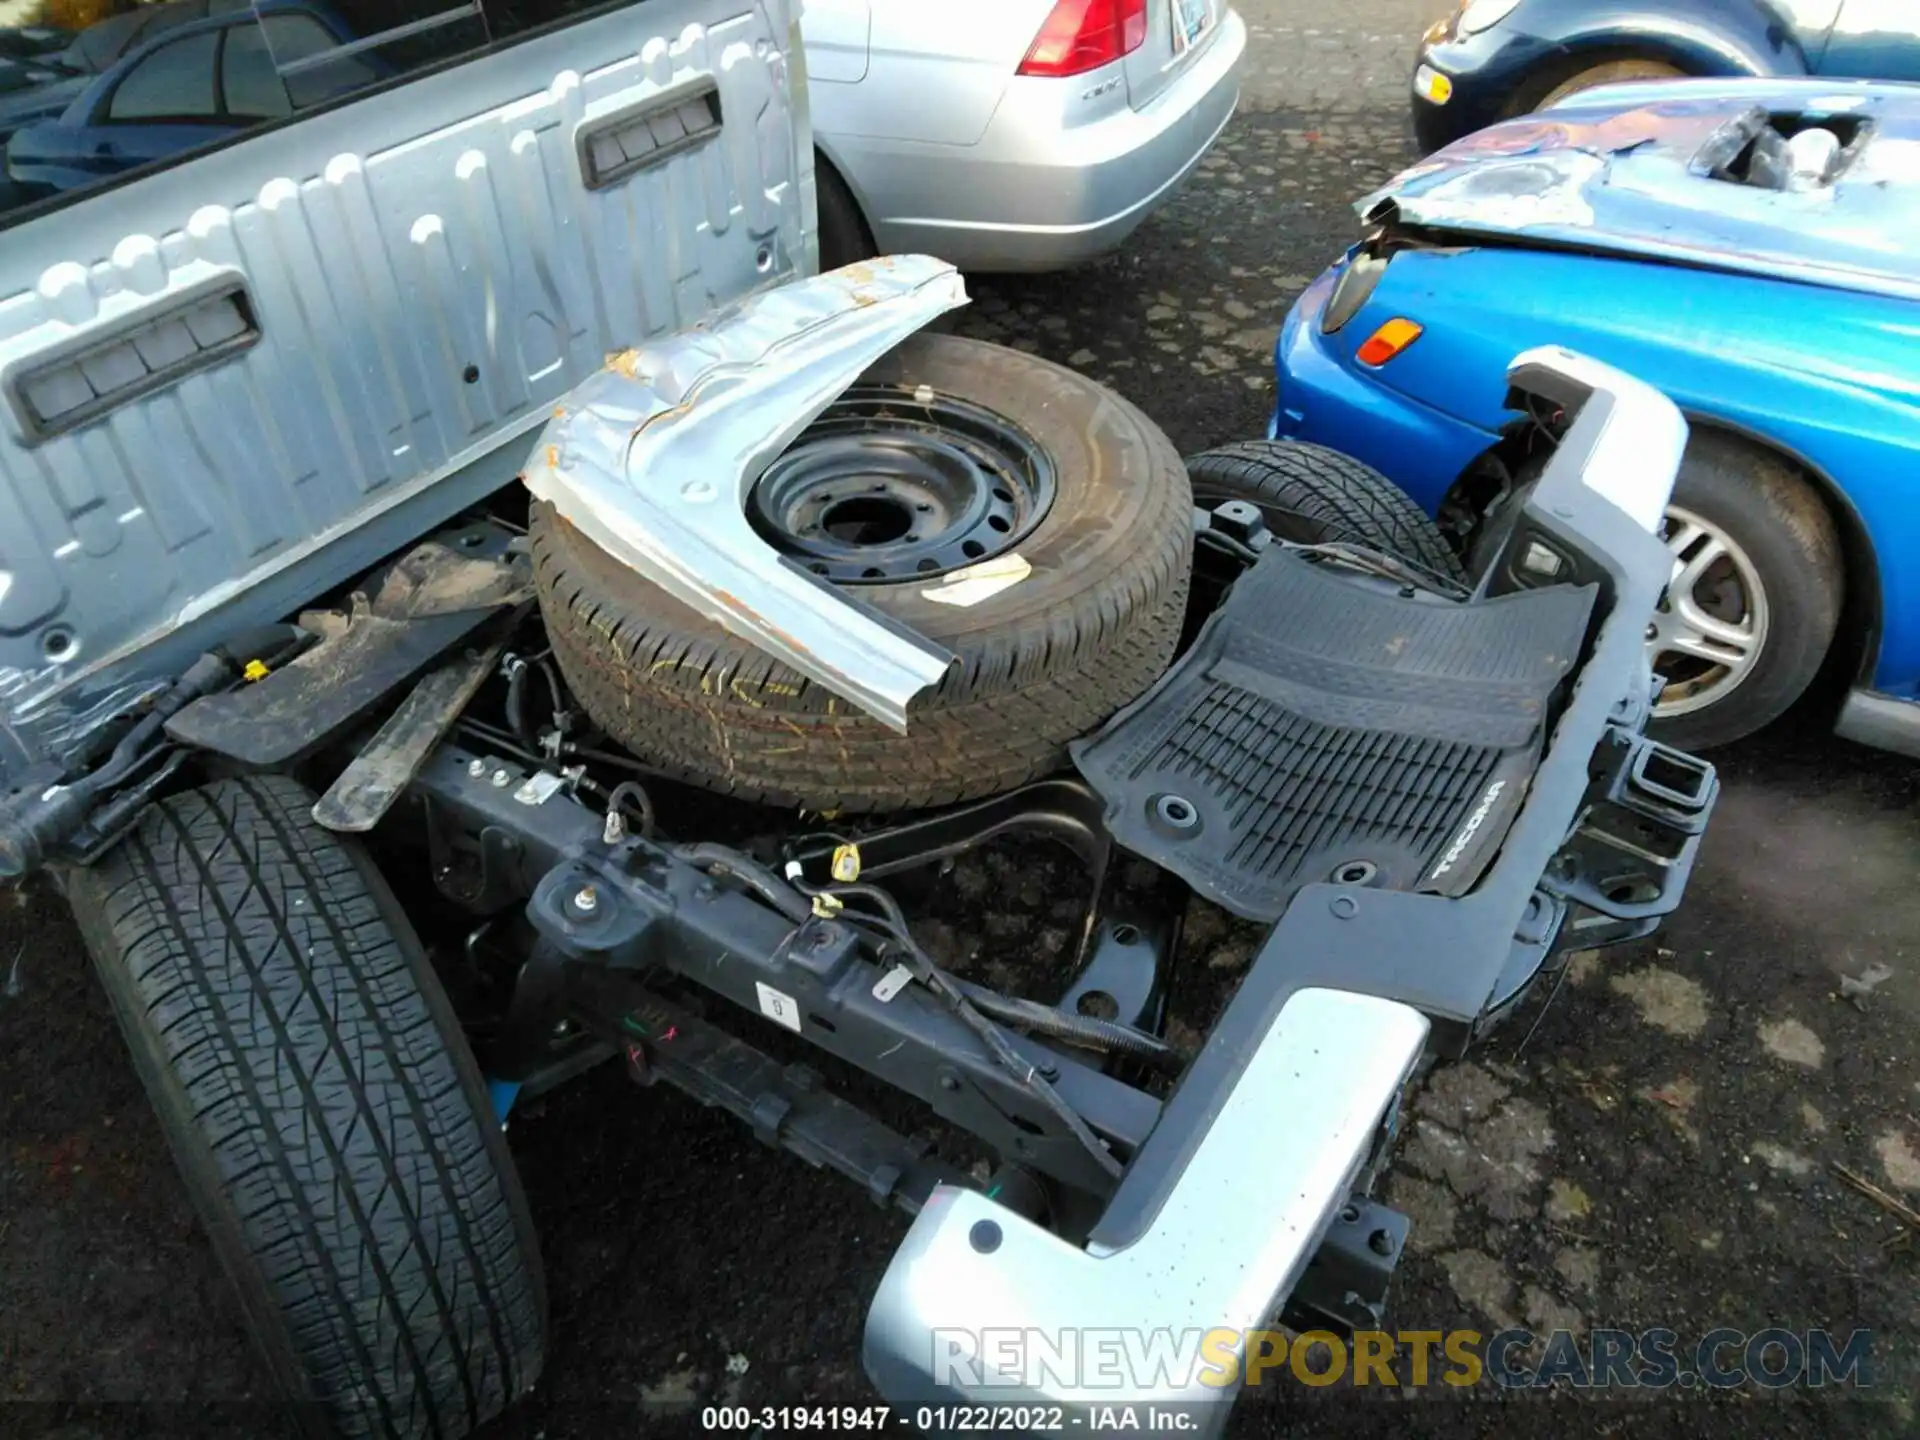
[{"xmin": 533, "ymin": 335, "xmax": 1192, "ymax": 813}]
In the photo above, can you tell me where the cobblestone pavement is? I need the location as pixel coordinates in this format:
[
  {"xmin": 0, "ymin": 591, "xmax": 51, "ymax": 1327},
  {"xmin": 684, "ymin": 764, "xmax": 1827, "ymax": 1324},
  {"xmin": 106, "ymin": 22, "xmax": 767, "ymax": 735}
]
[{"xmin": 2, "ymin": 4, "xmax": 1916, "ymax": 1438}]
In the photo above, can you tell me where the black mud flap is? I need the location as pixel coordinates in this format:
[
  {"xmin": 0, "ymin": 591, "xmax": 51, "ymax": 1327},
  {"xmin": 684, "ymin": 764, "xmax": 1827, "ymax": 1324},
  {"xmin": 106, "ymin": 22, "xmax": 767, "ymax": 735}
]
[
  {"xmin": 166, "ymin": 522, "xmax": 529, "ymax": 768},
  {"xmin": 1070, "ymin": 550, "xmax": 1596, "ymax": 921}
]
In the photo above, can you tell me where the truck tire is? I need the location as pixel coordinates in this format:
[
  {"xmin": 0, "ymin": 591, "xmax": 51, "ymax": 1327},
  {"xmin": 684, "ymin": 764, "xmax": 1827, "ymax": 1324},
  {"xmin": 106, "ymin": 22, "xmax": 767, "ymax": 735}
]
[
  {"xmin": 69, "ymin": 775, "xmax": 546, "ymax": 1440},
  {"xmin": 534, "ymin": 335, "xmax": 1192, "ymax": 813},
  {"xmin": 1186, "ymin": 440, "xmax": 1466, "ymax": 581}
]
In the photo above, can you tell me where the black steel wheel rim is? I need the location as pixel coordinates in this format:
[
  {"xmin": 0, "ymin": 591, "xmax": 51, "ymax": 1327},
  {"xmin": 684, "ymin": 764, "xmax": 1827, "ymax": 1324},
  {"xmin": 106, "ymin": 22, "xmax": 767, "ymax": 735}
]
[{"xmin": 748, "ymin": 384, "xmax": 1058, "ymax": 584}]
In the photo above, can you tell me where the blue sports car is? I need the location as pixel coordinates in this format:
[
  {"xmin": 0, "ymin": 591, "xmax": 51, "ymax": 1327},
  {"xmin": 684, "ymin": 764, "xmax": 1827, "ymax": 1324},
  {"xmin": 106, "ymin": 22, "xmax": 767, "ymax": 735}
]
[{"xmin": 1269, "ymin": 77, "xmax": 1920, "ymax": 755}]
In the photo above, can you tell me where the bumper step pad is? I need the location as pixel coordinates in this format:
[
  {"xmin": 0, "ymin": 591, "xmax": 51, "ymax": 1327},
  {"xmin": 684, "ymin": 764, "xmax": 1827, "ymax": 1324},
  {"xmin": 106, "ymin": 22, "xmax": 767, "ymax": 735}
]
[{"xmin": 1072, "ymin": 550, "xmax": 1596, "ymax": 921}]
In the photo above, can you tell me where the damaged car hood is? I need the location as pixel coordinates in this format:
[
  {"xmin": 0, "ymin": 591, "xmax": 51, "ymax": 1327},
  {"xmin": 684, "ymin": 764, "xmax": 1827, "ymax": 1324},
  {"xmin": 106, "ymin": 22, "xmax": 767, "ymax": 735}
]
[{"xmin": 1360, "ymin": 79, "xmax": 1920, "ymax": 302}]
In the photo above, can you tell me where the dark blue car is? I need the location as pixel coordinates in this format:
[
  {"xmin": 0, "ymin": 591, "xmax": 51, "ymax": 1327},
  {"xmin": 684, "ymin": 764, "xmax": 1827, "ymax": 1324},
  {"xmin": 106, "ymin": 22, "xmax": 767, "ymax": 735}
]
[
  {"xmin": 0, "ymin": 2, "xmax": 252, "ymax": 151},
  {"xmin": 5, "ymin": 2, "xmax": 375, "ymax": 196},
  {"xmin": 1411, "ymin": 0, "xmax": 1920, "ymax": 152}
]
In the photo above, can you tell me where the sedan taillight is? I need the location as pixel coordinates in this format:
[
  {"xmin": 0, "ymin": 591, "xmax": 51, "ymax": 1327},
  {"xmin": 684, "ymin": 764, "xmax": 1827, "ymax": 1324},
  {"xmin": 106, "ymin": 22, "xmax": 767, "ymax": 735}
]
[{"xmin": 1017, "ymin": 0, "xmax": 1148, "ymax": 78}]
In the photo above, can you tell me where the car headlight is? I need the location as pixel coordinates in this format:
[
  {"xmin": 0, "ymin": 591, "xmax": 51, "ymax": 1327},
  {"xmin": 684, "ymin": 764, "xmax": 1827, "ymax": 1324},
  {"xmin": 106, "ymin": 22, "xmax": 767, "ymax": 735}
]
[{"xmin": 1456, "ymin": 0, "xmax": 1523, "ymax": 36}]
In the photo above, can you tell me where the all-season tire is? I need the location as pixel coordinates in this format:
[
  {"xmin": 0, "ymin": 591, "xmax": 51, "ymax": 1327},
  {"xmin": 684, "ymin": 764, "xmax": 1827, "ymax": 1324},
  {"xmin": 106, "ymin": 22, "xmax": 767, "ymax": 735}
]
[
  {"xmin": 1645, "ymin": 434, "xmax": 1843, "ymax": 751},
  {"xmin": 534, "ymin": 335, "xmax": 1192, "ymax": 813},
  {"xmin": 68, "ymin": 775, "xmax": 546, "ymax": 1440},
  {"xmin": 1526, "ymin": 58, "xmax": 1685, "ymax": 113},
  {"xmin": 816, "ymin": 154, "xmax": 876, "ymax": 271},
  {"xmin": 1186, "ymin": 440, "xmax": 1466, "ymax": 581}
]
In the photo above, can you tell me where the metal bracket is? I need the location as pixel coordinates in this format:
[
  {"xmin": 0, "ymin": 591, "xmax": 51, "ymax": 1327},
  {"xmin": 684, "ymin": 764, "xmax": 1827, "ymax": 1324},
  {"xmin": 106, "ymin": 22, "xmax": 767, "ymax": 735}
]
[
  {"xmin": 1543, "ymin": 723, "xmax": 1717, "ymax": 924},
  {"xmin": 1280, "ymin": 1195, "xmax": 1411, "ymax": 1335}
]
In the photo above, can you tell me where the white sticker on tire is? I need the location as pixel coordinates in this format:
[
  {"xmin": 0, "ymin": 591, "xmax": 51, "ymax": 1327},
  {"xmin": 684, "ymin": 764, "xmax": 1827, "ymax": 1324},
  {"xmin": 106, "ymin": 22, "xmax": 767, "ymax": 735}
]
[
  {"xmin": 755, "ymin": 982, "xmax": 803, "ymax": 1031},
  {"xmin": 922, "ymin": 554, "xmax": 1032, "ymax": 608}
]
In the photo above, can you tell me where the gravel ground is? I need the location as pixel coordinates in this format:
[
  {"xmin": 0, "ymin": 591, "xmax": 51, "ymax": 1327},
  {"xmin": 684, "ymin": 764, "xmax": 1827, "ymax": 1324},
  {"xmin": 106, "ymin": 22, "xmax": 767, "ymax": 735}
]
[{"xmin": 4, "ymin": 3, "xmax": 1918, "ymax": 1438}]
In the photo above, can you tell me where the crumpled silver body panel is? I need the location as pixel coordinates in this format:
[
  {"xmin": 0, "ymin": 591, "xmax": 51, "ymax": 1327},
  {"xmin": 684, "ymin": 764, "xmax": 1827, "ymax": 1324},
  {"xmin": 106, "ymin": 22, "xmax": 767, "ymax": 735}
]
[
  {"xmin": 0, "ymin": 0, "xmax": 811, "ymax": 775},
  {"xmin": 1365, "ymin": 77, "xmax": 1920, "ymax": 302},
  {"xmin": 522, "ymin": 255, "xmax": 969, "ymax": 730}
]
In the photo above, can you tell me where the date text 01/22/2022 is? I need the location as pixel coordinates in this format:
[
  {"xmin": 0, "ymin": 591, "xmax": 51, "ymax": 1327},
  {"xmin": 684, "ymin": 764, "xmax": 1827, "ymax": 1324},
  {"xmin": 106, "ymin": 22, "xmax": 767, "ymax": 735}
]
[{"xmin": 699, "ymin": 1407, "xmax": 1191, "ymax": 1432}]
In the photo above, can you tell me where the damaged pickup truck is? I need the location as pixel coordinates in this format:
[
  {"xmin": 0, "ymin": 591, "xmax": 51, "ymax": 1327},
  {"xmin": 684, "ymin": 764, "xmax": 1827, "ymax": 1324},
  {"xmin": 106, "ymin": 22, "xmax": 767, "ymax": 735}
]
[{"xmin": 0, "ymin": 4, "xmax": 1715, "ymax": 1437}]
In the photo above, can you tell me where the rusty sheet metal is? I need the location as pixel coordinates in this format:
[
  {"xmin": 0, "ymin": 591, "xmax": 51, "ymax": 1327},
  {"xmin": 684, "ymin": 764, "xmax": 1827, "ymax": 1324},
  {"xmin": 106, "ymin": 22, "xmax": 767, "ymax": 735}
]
[
  {"xmin": 1362, "ymin": 78, "xmax": 1920, "ymax": 302},
  {"xmin": 521, "ymin": 256, "xmax": 967, "ymax": 732}
]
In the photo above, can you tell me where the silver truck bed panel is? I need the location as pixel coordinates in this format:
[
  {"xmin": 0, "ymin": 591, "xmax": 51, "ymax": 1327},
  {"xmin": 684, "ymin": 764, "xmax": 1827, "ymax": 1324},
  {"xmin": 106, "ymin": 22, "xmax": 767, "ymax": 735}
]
[{"xmin": 0, "ymin": 0, "xmax": 810, "ymax": 771}]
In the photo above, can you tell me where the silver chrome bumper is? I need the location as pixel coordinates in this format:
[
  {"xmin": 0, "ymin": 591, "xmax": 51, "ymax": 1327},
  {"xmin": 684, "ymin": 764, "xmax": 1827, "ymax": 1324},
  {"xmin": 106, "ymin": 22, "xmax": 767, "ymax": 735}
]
[
  {"xmin": 847, "ymin": 10, "xmax": 1247, "ymax": 273},
  {"xmin": 863, "ymin": 989, "xmax": 1428, "ymax": 1432},
  {"xmin": 521, "ymin": 255, "xmax": 968, "ymax": 731}
]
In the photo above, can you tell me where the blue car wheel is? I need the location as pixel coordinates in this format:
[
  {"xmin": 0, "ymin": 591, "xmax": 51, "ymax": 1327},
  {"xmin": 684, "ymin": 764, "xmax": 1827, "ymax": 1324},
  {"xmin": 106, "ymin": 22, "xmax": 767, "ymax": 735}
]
[{"xmin": 1645, "ymin": 434, "xmax": 1843, "ymax": 750}]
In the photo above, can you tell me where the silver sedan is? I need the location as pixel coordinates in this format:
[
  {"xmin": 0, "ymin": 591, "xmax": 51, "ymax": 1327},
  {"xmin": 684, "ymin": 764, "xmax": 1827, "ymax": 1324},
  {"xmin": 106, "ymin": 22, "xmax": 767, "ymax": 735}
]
[{"xmin": 802, "ymin": 0, "xmax": 1247, "ymax": 272}]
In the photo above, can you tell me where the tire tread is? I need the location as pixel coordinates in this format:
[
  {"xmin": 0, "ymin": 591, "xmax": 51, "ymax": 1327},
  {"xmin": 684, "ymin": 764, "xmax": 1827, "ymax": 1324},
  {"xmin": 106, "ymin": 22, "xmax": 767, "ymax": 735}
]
[
  {"xmin": 1186, "ymin": 439, "xmax": 1466, "ymax": 580},
  {"xmin": 72, "ymin": 776, "xmax": 545, "ymax": 1440}
]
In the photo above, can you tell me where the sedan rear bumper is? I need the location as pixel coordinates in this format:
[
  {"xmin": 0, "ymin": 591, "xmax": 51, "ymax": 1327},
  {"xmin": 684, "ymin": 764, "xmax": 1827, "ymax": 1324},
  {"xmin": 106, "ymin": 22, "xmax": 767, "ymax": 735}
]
[{"xmin": 839, "ymin": 9, "xmax": 1247, "ymax": 272}]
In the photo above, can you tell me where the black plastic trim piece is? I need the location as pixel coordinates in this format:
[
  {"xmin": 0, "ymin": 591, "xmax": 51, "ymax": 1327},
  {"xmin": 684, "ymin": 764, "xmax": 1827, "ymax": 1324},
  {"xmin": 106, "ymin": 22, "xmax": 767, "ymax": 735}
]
[
  {"xmin": 576, "ymin": 77, "xmax": 723, "ymax": 191},
  {"xmin": 5, "ymin": 277, "xmax": 259, "ymax": 444}
]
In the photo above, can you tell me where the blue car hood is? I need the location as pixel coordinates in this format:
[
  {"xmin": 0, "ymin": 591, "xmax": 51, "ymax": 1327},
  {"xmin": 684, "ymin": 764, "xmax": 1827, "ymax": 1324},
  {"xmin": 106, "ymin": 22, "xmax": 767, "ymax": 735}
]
[{"xmin": 1360, "ymin": 78, "xmax": 1920, "ymax": 303}]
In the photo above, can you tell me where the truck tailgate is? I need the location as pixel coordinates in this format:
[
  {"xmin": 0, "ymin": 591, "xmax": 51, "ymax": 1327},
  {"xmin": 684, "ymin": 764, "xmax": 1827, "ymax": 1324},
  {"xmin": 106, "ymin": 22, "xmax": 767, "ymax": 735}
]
[{"xmin": 0, "ymin": 0, "xmax": 810, "ymax": 764}]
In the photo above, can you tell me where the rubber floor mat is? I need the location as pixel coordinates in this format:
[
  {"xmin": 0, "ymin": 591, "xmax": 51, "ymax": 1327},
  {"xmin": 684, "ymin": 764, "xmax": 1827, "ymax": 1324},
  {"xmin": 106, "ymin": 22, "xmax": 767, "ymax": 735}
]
[{"xmin": 1071, "ymin": 550, "xmax": 1597, "ymax": 921}]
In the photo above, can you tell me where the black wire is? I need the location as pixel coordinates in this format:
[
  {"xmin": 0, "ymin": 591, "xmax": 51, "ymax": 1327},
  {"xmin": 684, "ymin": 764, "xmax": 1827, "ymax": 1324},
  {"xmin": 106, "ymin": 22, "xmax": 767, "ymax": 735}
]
[
  {"xmin": 675, "ymin": 844, "xmax": 812, "ymax": 924},
  {"xmin": 951, "ymin": 978, "xmax": 1185, "ymax": 1072},
  {"xmin": 452, "ymin": 720, "xmax": 545, "ymax": 767},
  {"xmin": 505, "ymin": 666, "xmax": 534, "ymax": 749},
  {"xmin": 564, "ymin": 746, "xmax": 664, "ymax": 778},
  {"xmin": 607, "ymin": 780, "xmax": 656, "ymax": 839},
  {"xmin": 828, "ymin": 895, "xmax": 1178, "ymax": 1066},
  {"xmin": 1195, "ymin": 529, "xmax": 1261, "ymax": 566},
  {"xmin": 1525, "ymin": 393, "xmax": 1562, "ymax": 447},
  {"xmin": 1199, "ymin": 524, "xmax": 1466, "ymax": 599},
  {"xmin": 537, "ymin": 659, "xmax": 566, "ymax": 727},
  {"xmin": 504, "ymin": 653, "xmax": 569, "ymax": 752},
  {"xmin": 1285, "ymin": 540, "xmax": 1471, "ymax": 600},
  {"xmin": 816, "ymin": 880, "xmax": 1124, "ymax": 1179}
]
